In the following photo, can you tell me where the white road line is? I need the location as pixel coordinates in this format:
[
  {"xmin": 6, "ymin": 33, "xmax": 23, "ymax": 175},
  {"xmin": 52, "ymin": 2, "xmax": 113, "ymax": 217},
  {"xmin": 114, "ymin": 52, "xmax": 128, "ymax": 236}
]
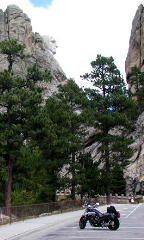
[
  {"xmin": 121, "ymin": 227, "xmax": 144, "ymax": 228},
  {"xmin": 54, "ymin": 230, "xmax": 133, "ymax": 233},
  {"xmin": 65, "ymin": 225, "xmax": 144, "ymax": 229},
  {"xmin": 70, "ymin": 237, "xmax": 144, "ymax": 239},
  {"xmin": 124, "ymin": 204, "xmax": 142, "ymax": 218}
]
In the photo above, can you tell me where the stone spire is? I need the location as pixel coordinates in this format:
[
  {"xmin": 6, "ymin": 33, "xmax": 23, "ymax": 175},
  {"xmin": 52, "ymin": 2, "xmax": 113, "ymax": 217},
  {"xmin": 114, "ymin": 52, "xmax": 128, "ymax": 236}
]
[
  {"xmin": 124, "ymin": 5, "xmax": 144, "ymax": 195},
  {"xmin": 125, "ymin": 4, "xmax": 144, "ymax": 90}
]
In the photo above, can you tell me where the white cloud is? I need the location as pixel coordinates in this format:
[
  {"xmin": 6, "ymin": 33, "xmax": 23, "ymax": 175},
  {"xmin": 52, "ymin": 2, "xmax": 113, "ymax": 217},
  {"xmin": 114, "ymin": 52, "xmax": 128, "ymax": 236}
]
[{"xmin": 0, "ymin": 0, "xmax": 143, "ymax": 87}]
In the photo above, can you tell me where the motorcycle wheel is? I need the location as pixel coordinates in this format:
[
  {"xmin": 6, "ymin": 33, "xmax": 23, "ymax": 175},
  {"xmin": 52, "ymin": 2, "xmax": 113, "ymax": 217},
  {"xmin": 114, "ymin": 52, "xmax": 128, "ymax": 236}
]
[
  {"xmin": 108, "ymin": 219, "xmax": 120, "ymax": 231},
  {"xmin": 79, "ymin": 216, "xmax": 86, "ymax": 229}
]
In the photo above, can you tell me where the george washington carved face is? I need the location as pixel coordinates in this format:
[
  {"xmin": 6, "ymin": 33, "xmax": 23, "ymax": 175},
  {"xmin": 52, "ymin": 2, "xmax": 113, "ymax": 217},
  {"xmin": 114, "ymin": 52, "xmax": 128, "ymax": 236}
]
[{"xmin": 43, "ymin": 35, "xmax": 58, "ymax": 55}]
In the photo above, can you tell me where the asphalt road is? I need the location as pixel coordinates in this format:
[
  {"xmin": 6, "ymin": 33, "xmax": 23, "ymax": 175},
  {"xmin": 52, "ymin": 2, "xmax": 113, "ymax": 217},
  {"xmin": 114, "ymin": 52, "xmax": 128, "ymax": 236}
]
[{"xmin": 12, "ymin": 203, "xmax": 144, "ymax": 240}]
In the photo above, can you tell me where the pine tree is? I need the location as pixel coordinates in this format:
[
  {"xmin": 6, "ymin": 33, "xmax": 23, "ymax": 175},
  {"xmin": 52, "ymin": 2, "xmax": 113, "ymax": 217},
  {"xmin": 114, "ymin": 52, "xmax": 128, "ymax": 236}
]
[
  {"xmin": 111, "ymin": 164, "xmax": 126, "ymax": 195},
  {"xmin": 77, "ymin": 153, "xmax": 101, "ymax": 199},
  {"xmin": 128, "ymin": 66, "xmax": 144, "ymax": 112},
  {"xmin": 0, "ymin": 40, "xmax": 51, "ymax": 213},
  {"xmin": 55, "ymin": 80, "xmax": 87, "ymax": 199},
  {"xmin": 31, "ymin": 80, "xmax": 87, "ymax": 201},
  {"xmin": 81, "ymin": 55, "xmax": 138, "ymax": 203},
  {"xmin": 0, "ymin": 40, "xmax": 25, "ymax": 72}
]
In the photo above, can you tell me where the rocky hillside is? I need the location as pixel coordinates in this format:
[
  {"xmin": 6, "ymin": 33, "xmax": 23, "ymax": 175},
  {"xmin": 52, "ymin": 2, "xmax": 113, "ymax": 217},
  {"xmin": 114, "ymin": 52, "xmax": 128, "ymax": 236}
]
[
  {"xmin": 0, "ymin": 4, "xmax": 67, "ymax": 97},
  {"xmin": 125, "ymin": 4, "xmax": 144, "ymax": 195}
]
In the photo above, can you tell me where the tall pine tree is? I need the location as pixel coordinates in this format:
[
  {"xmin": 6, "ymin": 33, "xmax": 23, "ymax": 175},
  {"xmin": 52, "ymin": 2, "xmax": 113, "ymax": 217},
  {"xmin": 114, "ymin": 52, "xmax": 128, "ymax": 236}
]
[
  {"xmin": 81, "ymin": 55, "xmax": 138, "ymax": 203},
  {"xmin": 33, "ymin": 80, "xmax": 86, "ymax": 201},
  {"xmin": 0, "ymin": 40, "xmax": 51, "ymax": 213}
]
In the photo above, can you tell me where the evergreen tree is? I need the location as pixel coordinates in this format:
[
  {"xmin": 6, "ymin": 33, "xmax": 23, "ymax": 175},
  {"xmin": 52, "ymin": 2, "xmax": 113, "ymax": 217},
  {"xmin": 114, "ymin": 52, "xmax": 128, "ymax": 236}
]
[
  {"xmin": 111, "ymin": 164, "xmax": 126, "ymax": 195},
  {"xmin": 31, "ymin": 80, "xmax": 87, "ymax": 201},
  {"xmin": 0, "ymin": 40, "xmax": 25, "ymax": 72},
  {"xmin": 55, "ymin": 80, "xmax": 87, "ymax": 199},
  {"xmin": 77, "ymin": 153, "xmax": 101, "ymax": 199},
  {"xmin": 128, "ymin": 66, "xmax": 144, "ymax": 112},
  {"xmin": 30, "ymin": 104, "xmax": 69, "ymax": 202},
  {"xmin": 81, "ymin": 55, "xmax": 138, "ymax": 203},
  {"xmin": 11, "ymin": 144, "xmax": 44, "ymax": 205},
  {"xmin": 0, "ymin": 40, "xmax": 51, "ymax": 212}
]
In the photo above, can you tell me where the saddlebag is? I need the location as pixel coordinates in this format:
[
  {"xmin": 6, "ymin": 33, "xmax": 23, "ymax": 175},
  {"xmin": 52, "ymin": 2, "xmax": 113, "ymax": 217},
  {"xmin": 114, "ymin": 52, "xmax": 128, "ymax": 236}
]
[{"xmin": 107, "ymin": 206, "xmax": 120, "ymax": 218}]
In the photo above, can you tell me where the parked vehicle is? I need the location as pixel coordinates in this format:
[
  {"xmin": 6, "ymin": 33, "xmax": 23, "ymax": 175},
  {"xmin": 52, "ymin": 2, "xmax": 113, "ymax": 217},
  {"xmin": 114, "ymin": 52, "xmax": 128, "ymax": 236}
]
[{"xmin": 79, "ymin": 204, "xmax": 120, "ymax": 231}]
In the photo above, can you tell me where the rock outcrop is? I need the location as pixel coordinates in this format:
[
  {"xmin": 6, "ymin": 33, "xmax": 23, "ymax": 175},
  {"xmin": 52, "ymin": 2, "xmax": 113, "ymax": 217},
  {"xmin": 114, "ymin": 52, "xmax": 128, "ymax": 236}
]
[
  {"xmin": 124, "ymin": 112, "xmax": 144, "ymax": 195},
  {"xmin": 0, "ymin": 5, "xmax": 66, "ymax": 97},
  {"xmin": 125, "ymin": 4, "xmax": 144, "ymax": 195},
  {"xmin": 85, "ymin": 121, "xmax": 144, "ymax": 196},
  {"xmin": 125, "ymin": 4, "xmax": 144, "ymax": 91}
]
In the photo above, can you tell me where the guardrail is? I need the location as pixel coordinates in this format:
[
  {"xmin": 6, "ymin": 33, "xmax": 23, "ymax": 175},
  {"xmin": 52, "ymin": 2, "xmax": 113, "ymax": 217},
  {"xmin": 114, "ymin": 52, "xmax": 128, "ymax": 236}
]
[
  {"xmin": 90, "ymin": 195, "xmax": 142, "ymax": 205},
  {"xmin": 0, "ymin": 195, "xmax": 142, "ymax": 225},
  {"xmin": 0, "ymin": 200, "xmax": 82, "ymax": 225}
]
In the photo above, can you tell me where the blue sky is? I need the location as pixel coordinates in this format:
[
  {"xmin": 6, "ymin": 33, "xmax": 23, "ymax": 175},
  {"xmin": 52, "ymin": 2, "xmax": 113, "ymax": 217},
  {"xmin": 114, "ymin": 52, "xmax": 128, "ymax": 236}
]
[{"xmin": 30, "ymin": 0, "xmax": 53, "ymax": 7}]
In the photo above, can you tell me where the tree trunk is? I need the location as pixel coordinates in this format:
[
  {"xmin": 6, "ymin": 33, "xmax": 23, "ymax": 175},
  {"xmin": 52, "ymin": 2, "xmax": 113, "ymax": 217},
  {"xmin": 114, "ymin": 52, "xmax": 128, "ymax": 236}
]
[
  {"xmin": 105, "ymin": 144, "xmax": 111, "ymax": 204},
  {"xmin": 7, "ymin": 54, "xmax": 13, "ymax": 72},
  {"xmin": 106, "ymin": 156, "xmax": 111, "ymax": 204},
  {"xmin": 51, "ymin": 186, "xmax": 56, "ymax": 202},
  {"xmin": 71, "ymin": 152, "xmax": 76, "ymax": 200},
  {"xmin": 5, "ymin": 156, "xmax": 13, "ymax": 216}
]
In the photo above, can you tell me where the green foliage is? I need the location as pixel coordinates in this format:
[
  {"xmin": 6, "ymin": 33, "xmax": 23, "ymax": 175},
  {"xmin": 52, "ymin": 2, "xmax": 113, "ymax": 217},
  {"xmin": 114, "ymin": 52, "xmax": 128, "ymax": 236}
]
[
  {"xmin": 129, "ymin": 66, "xmax": 144, "ymax": 112},
  {"xmin": 0, "ymin": 71, "xmax": 43, "ymax": 157},
  {"xmin": 81, "ymin": 55, "xmax": 138, "ymax": 198},
  {"xmin": 111, "ymin": 165, "xmax": 126, "ymax": 195},
  {"xmin": 0, "ymin": 40, "xmax": 25, "ymax": 56},
  {"xmin": 0, "ymin": 40, "xmax": 25, "ymax": 71},
  {"xmin": 0, "ymin": 42, "xmax": 139, "ymax": 205},
  {"xmin": 29, "ymin": 79, "xmax": 87, "ymax": 201},
  {"xmin": 27, "ymin": 64, "xmax": 52, "ymax": 83},
  {"xmin": 0, "ymin": 39, "xmax": 53, "ymax": 207},
  {"xmin": 57, "ymin": 79, "xmax": 88, "ymax": 108},
  {"xmin": 77, "ymin": 153, "xmax": 101, "ymax": 198},
  {"xmin": 12, "ymin": 190, "xmax": 36, "ymax": 206},
  {"xmin": 82, "ymin": 55, "xmax": 125, "ymax": 95}
]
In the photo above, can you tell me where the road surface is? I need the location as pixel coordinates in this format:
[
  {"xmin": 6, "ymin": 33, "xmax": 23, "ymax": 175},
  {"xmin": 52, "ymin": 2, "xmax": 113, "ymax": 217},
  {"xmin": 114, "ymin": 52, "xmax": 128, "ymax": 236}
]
[{"xmin": 10, "ymin": 203, "xmax": 144, "ymax": 240}]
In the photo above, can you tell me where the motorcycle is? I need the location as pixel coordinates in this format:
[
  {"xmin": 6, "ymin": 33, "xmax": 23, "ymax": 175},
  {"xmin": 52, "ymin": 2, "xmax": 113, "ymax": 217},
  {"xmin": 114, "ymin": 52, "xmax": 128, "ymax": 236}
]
[{"xmin": 79, "ymin": 203, "xmax": 120, "ymax": 231}]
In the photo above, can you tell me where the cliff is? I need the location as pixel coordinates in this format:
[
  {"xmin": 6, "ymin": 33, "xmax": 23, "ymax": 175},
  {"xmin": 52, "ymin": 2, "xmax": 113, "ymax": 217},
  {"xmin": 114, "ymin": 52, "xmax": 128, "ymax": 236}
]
[
  {"xmin": 0, "ymin": 5, "xmax": 67, "ymax": 97},
  {"xmin": 124, "ymin": 112, "xmax": 144, "ymax": 195},
  {"xmin": 125, "ymin": 4, "xmax": 144, "ymax": 195},
  {"xmin": 125, "ymin": 4, "xmax": 144, "ymax": 91}
]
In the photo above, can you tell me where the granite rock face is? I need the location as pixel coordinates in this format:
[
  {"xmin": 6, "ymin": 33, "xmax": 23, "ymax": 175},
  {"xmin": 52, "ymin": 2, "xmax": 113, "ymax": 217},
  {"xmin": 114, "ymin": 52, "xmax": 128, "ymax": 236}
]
[
  {"xmin": 125, "ymin": 4, "xmax": 144, "ymax": 195},
  {"xmin": 124, "ymin": 112, "xmax": 144, "ymax": 195},
  {"xmin": 0, "ymin": 5, "xmax": 66, "ymax": 97},
  {"xmin": 125, "ymin": 4, "xmax": 144, "ymax": 91}
]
